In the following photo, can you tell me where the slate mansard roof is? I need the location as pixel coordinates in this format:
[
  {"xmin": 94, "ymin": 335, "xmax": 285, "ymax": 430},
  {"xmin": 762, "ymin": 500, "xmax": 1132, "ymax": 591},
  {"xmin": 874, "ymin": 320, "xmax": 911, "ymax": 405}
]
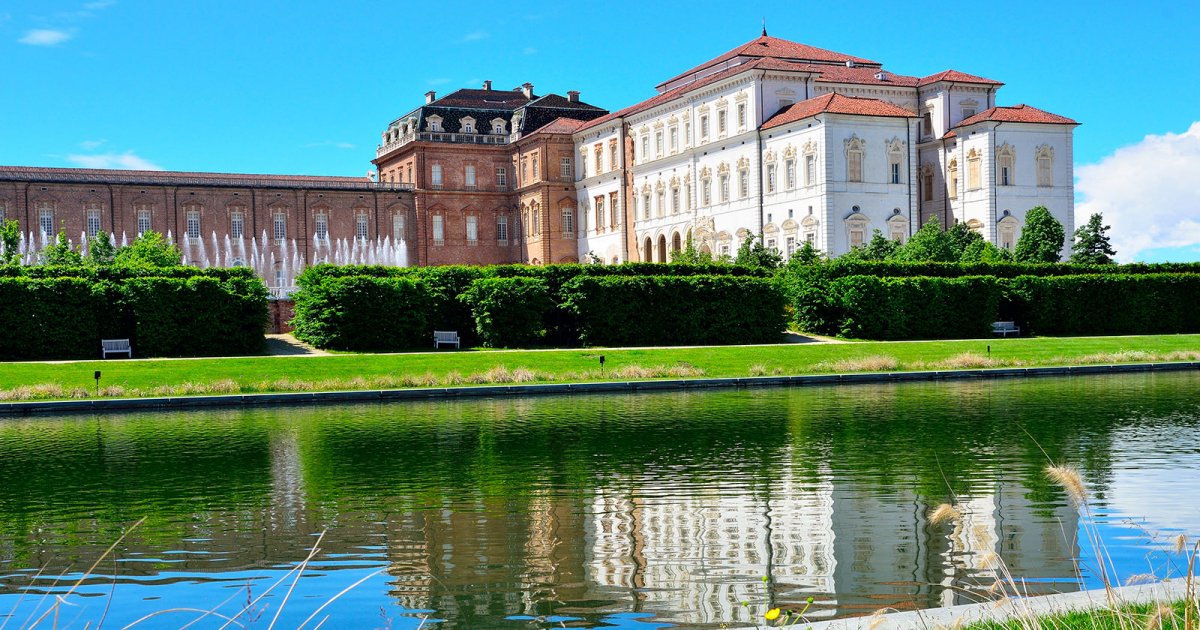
[{"xmin": 387, "ymin": 87, "xmax": 608, "ymax": 137}]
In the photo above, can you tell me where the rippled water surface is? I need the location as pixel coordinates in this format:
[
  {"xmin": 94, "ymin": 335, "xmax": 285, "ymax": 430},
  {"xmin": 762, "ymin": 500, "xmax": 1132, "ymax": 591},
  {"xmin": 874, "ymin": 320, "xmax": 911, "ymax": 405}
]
[{"xmin": 1, "ymin": 372, "xmax": 1199, "ymax": 628}]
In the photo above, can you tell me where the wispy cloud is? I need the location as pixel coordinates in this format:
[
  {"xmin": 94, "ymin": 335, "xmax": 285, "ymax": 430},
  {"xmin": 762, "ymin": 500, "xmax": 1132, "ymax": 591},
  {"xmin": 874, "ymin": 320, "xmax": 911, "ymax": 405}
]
[
  {"xmin": 459, "ymin": 30, "xmax": 488, "ymax": 42},
  {"xmin": 19, "ymin": 29, "xmax": 73, "ymax": 46},
  {"xmin": 301, "ymin": 141, "xmax": 356, "ymax": 150},
  {"xmin": 67, "ymin": 151, "xmax": 163, "ymax": 170},
  {"xmin": 80, "ymin": 139, "xmax": 107, "ymax": 150},
  {"xmin": 1075, "ymin": 121, "xmax": 1200, "ymax": 262},
  {"xmin": 522, "ymin": 47, "xmax": 537, "ymax": 55}
]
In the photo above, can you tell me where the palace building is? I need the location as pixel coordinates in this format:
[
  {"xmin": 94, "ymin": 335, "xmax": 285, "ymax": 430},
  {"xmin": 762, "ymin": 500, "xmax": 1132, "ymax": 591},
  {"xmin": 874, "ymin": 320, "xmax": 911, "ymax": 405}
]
[{"xmin": 0, "ymin": 32, "xmax": 1077, "ymax": 282}]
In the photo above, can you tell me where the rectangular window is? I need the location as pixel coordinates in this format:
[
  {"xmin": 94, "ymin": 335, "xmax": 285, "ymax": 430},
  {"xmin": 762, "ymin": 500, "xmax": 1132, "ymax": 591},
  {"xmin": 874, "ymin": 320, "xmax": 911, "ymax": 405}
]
[
  {"xmin": 38, "ymin": 206, "xmax": 53, "ymax": 236},
  {"xmin": 766, "ymin": 164, "xmax": 777, "ymax": 193},
  {"xmin": 962, "ymin": 108, "xmax": 976, "ymax": 120},
  {"xmin": 848, "ymin": 152, "xmax": 863, "ymax": 183},
  {"xmin": 496, "ymin": 216, "xmax": 508, "ymax": 243},
  {"xmin": 702, "ymin": 179, "xmax": 712, "ymax": 206},
  {"xmin": 891, "ymin": 163, "xmax": 901, "ymax": 184},
  {"xmin": 314, "ymin": 214, "xmax": 327, "ymax": 242},
  {"xmin": 137, "ymin": 207, "xmax": 152, "ymax": 235},
  {"xmin": 787, "ymin": 159, "xmax": 797, "ymax": 189},
  {"xmin": 496, "ymin": 166, "xmax": 507, "ymax": 188},
  {"xmin": 642, "ymin": 193, "xmax": 651, "ymax": 219},
  {"xmin": 187, "ymin": 210, "xmax": 202, "ymax": 240},
  {"xmin": 272, "ymin": 212, "xmax": 285, "ymax": 241},
  {"xmin": 609, "ymin": 192, "xmax": 619, "ymax": 227},
  {"xmin": 594, "ymin": 197, "xmax": 605, "ymax": 231},
  {"xmin": 739, "ymin": 170, "xmax": 749, "ymax": 198},
  {"xmin": 561, "ymin": 157, "xmax": 573, "ymax": 179},
  {"xmin": 609, "ymin": 141, "xmax": 618, "ymax": 169},
  {"xmin": 431, "ymin": 163, "xmax": 443, "ymax": 188},
  {"xmin": 669, "ymin": 126, "xmax": 678, "ymax": 152},
  {"xmin": 671, "ymin": 187, "xmax": 680, "ymax": 213},
  {"xmin": 719, "ymin": 174, "xmax": 729, "ymax": 202},
  {"xmin": 718, "ymin": 110, "xmax": 728, "ymax": 135},
  {"xmin": 786, "ymin": 236, "xmax": 796, "ymax": 258},
  {"xmin": 1002, "ymin": 166, "xmax": 1010, "ymax": 186},
  {"xmin": 1038, "ymin": 156, "xmax": 1053, "ymax": 187},
  {"xmin": 465, "ymin": 165, "xmax": 476, "ymax": 189},
  {"xmin": 700, "ymin": 114, "xmax": 709, "ymax": 140},
  {"xmin": 804, "ymin": 155, "xmax": 815, "ymax": 186},
  {"xmin": 656, "ymin": 190, "xmax": 665, "ymax": 217},
  {"xmin": 923, "ymin": 174, "xmax": 934, "ymax": 201},
  {"xmin": 393, "ymin": 214, "xmax": 405, "ymax": 242},
  {"xmin": 531, "ymin": 153, "xmax": 539, "ymax": 179},
  {"xmin": 655, "ymin": 131, "xmax": 664, "ymax": 157},
  {"xmin": 85, "ymin": 208, "xmax": 102, "ymax": 238},
  {"xmin": 737, "ymin": 103, "xmax": 746, "ymax": 129},
  {"xmin": 949, "ymin": 168, "xmax": 959, "ymax": 199},
  {"xmin": 641, "ymin": 136, "xmax": 649, "ymax": 161},
  {"xmin": 561, "ymin": 208, "xmax": 574, "ymax": 236},
  {"xmin": 922, "ymin": 112, "xmax": 933, "ymax": 137},
  {"xmin": 466, "ymin": 215, "xmax": 478, "ymax": 243},
  {"xmin": 594, "ymin": 148, "xmax": 603, "ymax": 174},
  {"xmin": 432, "ymin": 215, "xmax": 444, "ymax": 245},
  {"xmin": 231, "ymin": 211, "xmax": 245, "ymax": 239},
  {"xmin": 356, "ymin": 214, "xmax": 369, "ymax": 240}
]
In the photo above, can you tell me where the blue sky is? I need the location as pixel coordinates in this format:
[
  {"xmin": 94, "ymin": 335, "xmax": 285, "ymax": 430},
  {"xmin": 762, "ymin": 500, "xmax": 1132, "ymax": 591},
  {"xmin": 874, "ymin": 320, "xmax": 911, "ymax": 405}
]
[{"xmin": 3, "ymin": 0, "xmax": 1199, "ymax": 260}]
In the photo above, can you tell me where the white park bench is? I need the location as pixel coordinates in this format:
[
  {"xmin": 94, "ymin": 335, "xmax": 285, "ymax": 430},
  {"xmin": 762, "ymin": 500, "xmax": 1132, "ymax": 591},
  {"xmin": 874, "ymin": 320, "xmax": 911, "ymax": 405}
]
[
  {"xmin": 433, "ymin": 330, "xmax": 461, "ymax": 349},
  {"xmin": 991, "ymin": 321, "xmax": 1020, "ymax": 337},
  {"xmin": 101, "ymin": 338, "xmax": 133, "ymax": 358}
]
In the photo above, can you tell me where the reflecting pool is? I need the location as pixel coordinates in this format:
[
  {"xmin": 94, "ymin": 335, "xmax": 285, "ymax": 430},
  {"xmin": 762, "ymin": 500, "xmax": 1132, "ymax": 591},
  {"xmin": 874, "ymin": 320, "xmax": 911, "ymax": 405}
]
[{"xmin": 1, "ymin": 371, "xmax": 1198, "ymax": 628}]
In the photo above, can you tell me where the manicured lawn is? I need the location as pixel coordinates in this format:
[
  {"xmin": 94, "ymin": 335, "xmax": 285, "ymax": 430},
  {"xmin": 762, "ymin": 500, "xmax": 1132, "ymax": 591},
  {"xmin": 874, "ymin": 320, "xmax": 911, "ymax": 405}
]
[
  {"xmin": 965, "ymin": 599, "xmax": 1194, "ymax": 629},
  {"xmin": 1, "ymin": 334, "xmax": 1199, "ymax": 400}
]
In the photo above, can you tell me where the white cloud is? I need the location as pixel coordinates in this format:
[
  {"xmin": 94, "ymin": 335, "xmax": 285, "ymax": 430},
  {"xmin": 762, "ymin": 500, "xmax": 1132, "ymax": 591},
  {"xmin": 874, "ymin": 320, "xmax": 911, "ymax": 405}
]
[
  {"xmin": 79, "ymin": 139, "xmax": 106, "ymax": 150},
  {"xmin": 18, "ymin": 29, "xmax": 72, "ymax": 45},
  {"xmin": 66, "ymin": 151, "xmax": 163, "ymax": 171},
  {"xmin": 459, "ymin": 30, "xmax": 488, "ymax": 42},
  {"xmin": 522, "ymin": 46, "xmax": 537, "ymax": 55},
  {"xmin": 1075, "ymin": 122, "xmax": 1200, "ymax": 262},
  {"xmin": 301, "ymin": 141, "xmax": 356, "ymax": 150}
]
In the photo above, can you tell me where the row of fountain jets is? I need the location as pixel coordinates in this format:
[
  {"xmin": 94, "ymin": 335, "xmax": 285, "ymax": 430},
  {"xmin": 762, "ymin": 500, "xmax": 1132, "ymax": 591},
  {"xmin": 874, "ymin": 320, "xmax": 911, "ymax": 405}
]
[{"xmin": 2, "ymin": 230, "xmax": 409, "ymax": 295}]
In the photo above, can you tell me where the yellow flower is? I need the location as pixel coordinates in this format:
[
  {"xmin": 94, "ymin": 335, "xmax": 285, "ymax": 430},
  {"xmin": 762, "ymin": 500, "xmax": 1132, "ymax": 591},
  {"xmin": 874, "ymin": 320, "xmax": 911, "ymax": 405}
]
[{"xmin": 765, "ymin": 608, "xmax": 781, "ymax": 621}]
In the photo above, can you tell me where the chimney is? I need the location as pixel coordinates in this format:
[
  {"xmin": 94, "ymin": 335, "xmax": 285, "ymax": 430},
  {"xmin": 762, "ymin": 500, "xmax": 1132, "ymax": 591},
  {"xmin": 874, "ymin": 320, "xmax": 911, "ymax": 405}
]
[
  {"xmin": 521, "ymin": 82, "xmax": 534, "ymax": 99},
  {"xmin": 425, "ymin": 90, "xmax": 436, "ymax": 104},
  {"xmin": 567, "ymin": 90, "xmax": 580, "ymax": 103},
  {"xmin": 483, "ymin": 80, "xmax": 492, "ymax": 91}
]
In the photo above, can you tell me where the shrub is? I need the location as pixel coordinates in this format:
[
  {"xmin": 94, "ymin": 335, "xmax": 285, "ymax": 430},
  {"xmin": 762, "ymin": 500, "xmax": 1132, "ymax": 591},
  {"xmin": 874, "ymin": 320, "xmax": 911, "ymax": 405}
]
[
  {"xmin": 291, "ymin": 275, "xmax": 429, "ymax": 351},
  {"xmin": 832, "ymin": 275, "xmax": 1002, "ymax": 340},
  {"xmin": 122, "ymin": 276, "xmax": 268, "ymax": 356},
  {"xmin": 460, "ymin": 277, "xmax": 554, "ymax": 347},
  {"xmin": 561, "ymin": 275, "xmax": 786, "ymax": 346},
  {"xmin": 0, "ymin": 277, "xmax": 106, "ymax": 360}
]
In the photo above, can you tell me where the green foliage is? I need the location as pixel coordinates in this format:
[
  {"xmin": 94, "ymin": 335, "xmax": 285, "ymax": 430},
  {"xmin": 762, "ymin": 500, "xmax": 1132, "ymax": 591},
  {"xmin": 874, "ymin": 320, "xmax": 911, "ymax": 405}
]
[
  {"xmin": 891, "ymin": 220, "xmax": 960, "ymax": 262},
  {"xmin": 0, "ymin": 219, "xmax": 20, "ymax": 265},
  {"xmin": 113, "ymin": 230, "xmax": 183, "ymax": 268},
  {"xmin": 960, "ymin": 239, "xmax": 1014, "ymax": 263},
  {"xmin": 670, "ymin": 234, "xmax": 716, "ymax": 264},
  {"xmin": 0, "ymin": 277, "xmax": 107, "ymax": 360},
  {"xmin": 841, "ymin": 230, "xmax": 900, "ymax": 262},
  {"xmin": 790, "ymin": 240, "xmax": 825, "ymax": 266},
  {"xmin": 1014, "ymin": 206, "xmax": 1065, "ymax": 263},
  {"xmin": 832, "ymin": 275, "xmax": 1003, "ymax": 340},
  {"xmin": 121, "ymin": 276, "xmax": 267, "ymax": 357},
  {"xmin": 1070, "ymin": 213, "xmax": 1117, "ymax": 265},
  {"xmin": 87, "ymin": 231, "xmax": 117, "ymax": 266},
  {"xmin": 459, "ymin": 277, "xmax": 554, "ymax": 347},
  {"xmin": 41, "ymin": 232, "xmax": 83, "ymax": 266},
  {"xmin": 291, "ymin": 275, "xmax": 429, "ymax": 351},
  {"xmin": 735, "ymin": 233, "xmax": 783, "ymax": 271},
  {"xmin": 1008, "ymin": 274, "xmax": 1200, "ymax": 336},
  {"xmin": 561, "ymin": 275, "xmax": 786, "ymax": 346}
]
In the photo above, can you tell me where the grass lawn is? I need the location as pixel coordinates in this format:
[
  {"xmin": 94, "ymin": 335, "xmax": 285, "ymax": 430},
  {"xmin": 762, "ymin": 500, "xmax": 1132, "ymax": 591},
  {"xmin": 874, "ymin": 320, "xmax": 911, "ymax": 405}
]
[
  {"xmin": 964, "ymin": 599, "xmax": 1194, "ymax": 629},
  {"xmin": 1, "ymin": 334, "xmax": 1199, "ymax": 401}
]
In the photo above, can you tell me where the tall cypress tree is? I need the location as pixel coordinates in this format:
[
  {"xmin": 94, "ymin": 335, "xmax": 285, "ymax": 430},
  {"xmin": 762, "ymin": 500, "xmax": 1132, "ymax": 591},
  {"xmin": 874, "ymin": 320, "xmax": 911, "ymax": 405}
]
[{"xmin": 1069, "ymin": 213, "xmax": 1117, "ymax": 264}]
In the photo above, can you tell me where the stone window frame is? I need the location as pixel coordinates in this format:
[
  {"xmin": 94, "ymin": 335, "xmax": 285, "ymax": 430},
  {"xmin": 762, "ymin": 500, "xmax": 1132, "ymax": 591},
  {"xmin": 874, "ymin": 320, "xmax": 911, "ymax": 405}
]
[
  {"xmin": 947, "ymin": 158, "xmax": 959, "ymax": 199},
  {"xmin": 84, "ymin": 201, "xmax": 103, "ymax": 238},
  {"xmin": 561, "ymin": 206, "xmax": 575, "ymax": 237},
  {"xmin": 36, "ymin": 201, "xmax": 55, "ymax": 236},
  {"xmin": 229, "ymin": 204, "xmax": 248, "ymax": 240},
  {"xmin": 466, "ymin": 214, "xmax": 479, "ymax": 245},
  {"xmin": 496, "ymin": 214, "xmax": 508, "ymax": 245},
  {"xmin": 134, "ymin": 203, "xmax": 153, "ymax": 235},
  {"xmin": 355, "ymin": 211, "xmax": 369, "ymax": 241},
  {"xmin": 997, "ymin": 143, "xmax": 1016, "ymax": 186},
  {"xmin": 886, "ymin": 138, "xmax": 905, "ymax": 184},
  {"xmin": 967, "ymin": 149, "xmax": 982, "ymax": 190},
  {"xmin": 845, "ymin": 135, "xmax": 866, "ymax": 183},
  {"xmin": 1036, "ymin": 145, "xmax": 1054, "ymax": 187},
  {"xmin": 845, "ymin": 210, "xmax": 870, "ymax": 249},
  {"xmin": 432, "ymin": 214, "xmax": 445, "ymax": 246}
]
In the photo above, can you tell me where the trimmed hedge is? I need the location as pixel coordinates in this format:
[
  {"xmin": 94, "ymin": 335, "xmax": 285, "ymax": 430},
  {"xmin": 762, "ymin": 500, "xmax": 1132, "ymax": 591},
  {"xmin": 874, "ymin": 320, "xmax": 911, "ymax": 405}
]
[
  {"xmin": 832, "ymin": 276, "xmax": 1003, "ymax": 340},
  {"xmin": 459, "ymin": 277, "xmax": 554, "ymax": 347},
  {"xmin": 291, "ymin": 276, "xmax": 429, "ymax": 351},
  {"xmin": 0, "ymin": 277, "xmax": 107, "ymax": 360},
  {"xmin": 561, "ymin": 275, "xmax": 787, "ymax": 346},
  {"xmin": 1008, "ymin": 274, "xmax": 1200, "ymax": 336},
  {"xmin": 123, "ymin": 276, "xmax": 268, "ymax": 357}
]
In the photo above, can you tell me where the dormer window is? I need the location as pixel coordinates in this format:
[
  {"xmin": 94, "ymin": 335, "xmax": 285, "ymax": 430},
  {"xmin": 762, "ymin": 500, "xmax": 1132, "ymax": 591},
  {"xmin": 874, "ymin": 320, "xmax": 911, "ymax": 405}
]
[
  {"xmin": 426, "ymin": 115, "xmax": 443, "ymax": 132},
  {"xmin": 460, "ymin": 116, "xmax": 476, "ymax": 134},
  {"xmin": 491, "ymin": 118, "xmax": 507, "ymax": 135}
]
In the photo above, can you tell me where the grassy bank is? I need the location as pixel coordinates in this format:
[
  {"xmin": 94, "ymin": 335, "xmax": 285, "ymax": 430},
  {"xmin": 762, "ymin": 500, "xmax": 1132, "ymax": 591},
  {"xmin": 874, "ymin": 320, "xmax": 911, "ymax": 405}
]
[
  {"xmin": 965, "ymin": 599, "xmax": 1195, "ymax": 629},
  {"xmin": 2, "ymin": 334, "xmax": 1199, "ymax": 401}
]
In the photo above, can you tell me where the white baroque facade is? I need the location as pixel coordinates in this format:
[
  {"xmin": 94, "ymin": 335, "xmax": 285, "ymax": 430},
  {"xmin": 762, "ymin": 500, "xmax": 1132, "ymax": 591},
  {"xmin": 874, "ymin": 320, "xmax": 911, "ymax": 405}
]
[{"xmin": 572, "ymin": 33, "xmax": 1077, "ymax": 261}]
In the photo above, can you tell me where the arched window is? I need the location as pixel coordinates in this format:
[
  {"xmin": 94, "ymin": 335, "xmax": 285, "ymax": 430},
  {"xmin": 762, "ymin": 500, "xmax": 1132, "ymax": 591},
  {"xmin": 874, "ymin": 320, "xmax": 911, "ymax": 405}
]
[
  {"xmin": 997, "ymin": 143, "xmax": 1015, "ymax": 186},
  {"xmin": 1036, "ymin": 145, "xmax": 1054, "ymax": 187},
  {"xmin": 717, "ymin": 163, "xmax": 730, "ymax": 202},
  {"xmin": 845, "ymin": 136, "xmax": 865, "ymax": 183},
  {"xmin": 672, "ymin": 232, "xmax": 682, "ymax": 253},
  {"xmin": 656, "ymin": 234, "xmax": 667, "ymax": 263},
  {"xmin": 643, "ymin": 236, "xmax": 653, "ymax": 262}
]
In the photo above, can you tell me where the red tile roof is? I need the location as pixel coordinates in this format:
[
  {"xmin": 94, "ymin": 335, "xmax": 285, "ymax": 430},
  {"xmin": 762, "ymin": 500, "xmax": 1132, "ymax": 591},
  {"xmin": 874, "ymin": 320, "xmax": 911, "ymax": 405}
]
[
  {"xmin": 956, "ymin": 104, "xmax": 1078, "ymax": 127},
  {"xmin": 762, "ymin": 93, "xmax": 916, "ymax": 129},
  {"xmin": 0, "ymin": 165, "xmax": 387, "ymax": 191},
  {"xmin": 525, "ymin": 117, "xmax": 591, "ymax": 136},
  {"xmin": 656, "ymin": 35, "xmax": 880, "ymax": 89},
  {"xmin": 578, "ymin": 57, "xmax": 914, "ymax": 133},
  {"xmin": 918, "ymin": 69, "xmax": 1004, "ymax": 87}
]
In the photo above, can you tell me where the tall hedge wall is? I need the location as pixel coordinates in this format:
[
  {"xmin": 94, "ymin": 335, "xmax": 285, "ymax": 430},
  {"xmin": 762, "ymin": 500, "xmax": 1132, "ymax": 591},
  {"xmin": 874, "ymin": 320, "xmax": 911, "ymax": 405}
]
[
  {"xmin": 459, "ymin": 277, "xmax": 553, "ymax": 347},
  {"xmin": 832, "ymin": 276, "xmax": 1003, "ymax": 340},
  {"xmin": 561, "ymin": 275, "xmax": 787, "ymax": 347},
  {"xmin": 1008, "ymin": 274, "xmax": 1200, "ymax": 336},
  {"xmin": 291, "ymin": 276, "xmax": 429, "ymax": 351},
  {"xmin": 0, "ymin": 277, "xmax": 107, "ymax": 360},
  {"xmin": 123, "ymin": 276, "xmax": 268, "ymax": 356}
]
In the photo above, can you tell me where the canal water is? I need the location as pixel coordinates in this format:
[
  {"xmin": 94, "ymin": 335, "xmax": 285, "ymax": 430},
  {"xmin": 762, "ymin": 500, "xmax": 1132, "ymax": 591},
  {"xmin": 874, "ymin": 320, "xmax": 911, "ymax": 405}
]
[{"xmin": 1, "ymin": 372, "xmax": 1198, "ymax": 628}]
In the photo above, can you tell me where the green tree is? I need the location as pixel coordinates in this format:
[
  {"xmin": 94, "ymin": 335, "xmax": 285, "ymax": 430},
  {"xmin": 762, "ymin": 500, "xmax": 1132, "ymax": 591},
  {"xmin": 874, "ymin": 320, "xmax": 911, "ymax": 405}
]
[
  {"xmin": 41, "ymin": 232, "xmax": 83, "ymax": 266},
  {"xmin": 893, "ymin": 220, "xmax": 958, "ymax": 262},
  {"xmin": 113, "ymin": 230, "xmax": 183, "ymax": 267},
  {"xmin": 1014, "ymin": 206, "xmax": 1065, "ymax": 263},
  {"xmin": 840, "ymin": 230, "xmax": 900, "ymax": 261},
  {"xmin": 735, "ymin": 233, "xmax": 783, "ymax": 271},
  {"xmin": 0, "ymin": 219, "xmax": 20, "ymax": 265},
  {"xmin": 790, "ymin": 240, "xmax": 825, "ymax": 265},
  {"xmin": 670, "ymin": 233, "xmax": 716, "ymax": 264},
  {"xmin": 946, "ymin": 221, "xmax": 984, "ymax": 260},
  {"xmin": 87, "ymin": 231, "xmax": 117, "ymax": 266},
  {"xmin": 1069, "ymin": 213, "xmax": 1117, "ymax": 264},
  {"xmin": 959, "ymin": 238, "xmax": 1014, "ymax": 263}
]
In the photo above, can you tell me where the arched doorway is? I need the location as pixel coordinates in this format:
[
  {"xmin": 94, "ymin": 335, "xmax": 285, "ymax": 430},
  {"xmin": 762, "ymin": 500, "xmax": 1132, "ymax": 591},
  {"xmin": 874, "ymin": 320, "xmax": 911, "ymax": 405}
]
[
  {"xmin": 643, "ymin": 237, "xmax": 653, "ymax": 262},
  {"xmin": 656, "ymin": 235, "xmax": 667, "ymax": 263},
  {"xmin": 672, "ymin": 232, "xmax": 682, "ymax": 253}
]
